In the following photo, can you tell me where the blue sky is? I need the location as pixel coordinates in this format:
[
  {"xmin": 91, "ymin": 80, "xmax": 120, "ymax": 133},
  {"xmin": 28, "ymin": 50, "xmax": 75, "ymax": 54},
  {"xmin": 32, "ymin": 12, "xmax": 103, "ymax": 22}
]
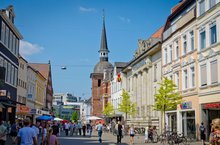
[{"xmin": 1, "ymin": 0, "xmax": 179, "ymax": 99}]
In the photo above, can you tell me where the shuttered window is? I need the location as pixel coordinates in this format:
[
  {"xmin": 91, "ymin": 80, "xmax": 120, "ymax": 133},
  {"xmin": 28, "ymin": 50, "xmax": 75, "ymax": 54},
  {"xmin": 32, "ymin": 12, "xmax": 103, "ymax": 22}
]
[
  {"xmin": 211, "ymin": 60, "xmax": 218, "ymax": 84},
  {"xmin": 201, "ymin": 64, "xmax": 207, "ymax": 86}
]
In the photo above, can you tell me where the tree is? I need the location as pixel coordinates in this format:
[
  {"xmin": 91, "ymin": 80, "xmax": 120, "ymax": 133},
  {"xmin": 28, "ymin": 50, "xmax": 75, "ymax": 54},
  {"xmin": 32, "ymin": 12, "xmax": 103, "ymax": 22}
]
[
  {"xmin": 103, "ymin": 102, "xmax": 114, "ymax": 117},
  {"xmin": 70, "ymin": 111, "xmax": 79, "ymax": 122},
  {"xmin": 153, "ymin": 77, "xmax": 182, "ymax": 133},
  {"xmin": 118, "ymin": 89, "xmax": 136, "ymax": 121}
]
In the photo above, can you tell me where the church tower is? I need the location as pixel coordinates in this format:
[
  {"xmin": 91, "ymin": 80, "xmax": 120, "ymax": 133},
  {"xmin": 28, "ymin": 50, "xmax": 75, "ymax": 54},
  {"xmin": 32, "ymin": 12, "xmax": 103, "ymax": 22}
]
[{"xmin": 90, "ymin": 11, "xmax": 113, "ymax": 117}]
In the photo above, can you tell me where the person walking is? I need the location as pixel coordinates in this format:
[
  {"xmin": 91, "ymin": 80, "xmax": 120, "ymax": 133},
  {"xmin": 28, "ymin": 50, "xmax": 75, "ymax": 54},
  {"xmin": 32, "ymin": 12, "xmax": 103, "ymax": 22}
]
[
  {"xmin": 96, "ymin": 122, "xmax": 103, "ymax": 143},
  {"xmin": 0, "ymin": 121, "xmax": 7, "ymax": 145},
  {"xmin": 64, "ymin": 122, "xmax": 69, "ymax": 136},
  {"xmin": 10, "ymin": 122, "xmax": 18, "ymax": 144},
  {"xmin": 78, "ymin": 122, "xmax": 82, "ymax": 136},
  {"xmin": 116, "ymin": 121, "xmax": 123, "ymax": 143},
  {"xmin": 16, "ymin": 118, "xmax": 37, "ymax": 145},
  {"xmin": 52, "ymin": 122, "xmax": 59, "ymax": 136},
  {"xmin": 144, "ymin": 126, "xmax": 148, "ymax": 143},
  {"xmin": 46, "ymin": 128, "xmax": 59, "ymax": 145},
  {"xmin": 129, "ymin": 124, "xmax": 135, "ymax": 145},
  {"xmin": 200, "ymin": 122, "xmax": 206, "ymax": 145},
  {"xmin": 82, "ymin": 123, "xmax": 86, "ymax": 136},
  {"xmin": 209, "ymin": 118, "xmax": 220, "ymax": 145}
]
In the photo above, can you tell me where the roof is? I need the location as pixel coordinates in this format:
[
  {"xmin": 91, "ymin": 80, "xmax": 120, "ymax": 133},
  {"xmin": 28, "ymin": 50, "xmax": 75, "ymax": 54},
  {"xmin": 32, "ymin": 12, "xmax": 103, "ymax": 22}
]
[
  {"xmin": 28, "ymin": 63, "xmax": 50, "ymax": 79},
  {"xmin": 171, "ymin": 0, "xmax": 186, "ymax": 14},
  {"xmin": 151, "ymin": 26, "xmax": 164, "ymax": 38},
  {"xmin": 93, "ymin": 61, "xmax": 113, "ymax": 73},
  {"xmin": 114, "ymin": 62, "xmax": 128, "ymax": 68}
]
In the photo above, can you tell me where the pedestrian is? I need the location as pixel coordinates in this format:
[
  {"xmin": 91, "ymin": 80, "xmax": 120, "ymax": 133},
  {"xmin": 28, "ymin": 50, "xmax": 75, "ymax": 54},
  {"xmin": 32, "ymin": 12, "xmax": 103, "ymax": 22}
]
[
  {"xmin": 10, "ymin": 121, "xmax": 17, "ymax": 144},
  {"xmin": 52, "ymin": 122, "xmax": 59, "ymax": 136},
  {"xmin": 0, "ymin": 120, "xmax": 7, "ymax": 145},
  {"xmin": 78, "ymin": 122, "xmax": 82, "ymax": 136},
  {"xmin": 199, "ymin": 122, "xmax": 206, "ymax": 145},
  {"xmin": 209, "ymin": 118, "xmax": 220, "ymax": 145},
  {"xmin": 129, "ymin": 124, "xmax": 135, "ymax": 145},
  {"xmin": 46, "ymin": 128, "xmax": 59, "ymax": 145},
  {"xmin": 82, "ymin": 123, "xmax": 86, "ymax": 136},
  {"xmin": 64, "ymin": 122, "xmax": 69, "ymax": 136},
  {"xmin": 16, "ymin": 118, "xmax": 37, "ymax": 145},
  {"xmin": 96, "ymin": 121, "xmax": 103, "ymax": 143},
  {"xmin": 116, "ymin": 121, "xmax": 123, "ymax": 143},
  {"xmin": 144, "ymin": 126, "xmax": 148, "ymax": 143}
]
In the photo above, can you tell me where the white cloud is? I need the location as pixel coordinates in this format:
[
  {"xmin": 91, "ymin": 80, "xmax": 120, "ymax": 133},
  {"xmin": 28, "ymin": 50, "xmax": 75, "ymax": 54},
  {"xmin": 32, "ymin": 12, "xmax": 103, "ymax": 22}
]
[
  {"xmin": 79, "ymin": 6, "xmax": 96, "ymax": 12},
  {"xmin": 118, "ymin": 16, "xmax": 131, "ymax": 23},
  {"xmin": 19, "ymin": 40, "xmax": 44, "ymax": 57}
]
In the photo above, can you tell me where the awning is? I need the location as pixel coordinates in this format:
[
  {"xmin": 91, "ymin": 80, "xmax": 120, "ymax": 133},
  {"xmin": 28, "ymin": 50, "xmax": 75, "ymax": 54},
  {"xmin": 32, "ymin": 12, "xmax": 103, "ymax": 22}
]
[{"xmin": 1, "ymin": 102, "xmax": 16, "ymax": 107}]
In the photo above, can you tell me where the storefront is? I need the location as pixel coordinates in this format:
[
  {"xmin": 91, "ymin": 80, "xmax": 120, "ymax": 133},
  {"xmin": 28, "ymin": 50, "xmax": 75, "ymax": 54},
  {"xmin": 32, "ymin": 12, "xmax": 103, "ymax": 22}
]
[
  {"xmin": 16, "ymin": 105, "xmax": 30, "ymax": 119},
  {"xmin": 166, "ymin": 101, "xmax": 196, "ymax": 139},
  {"xmin": 201, "ymin": 102, "xmax": 220, "ymax": 140}
]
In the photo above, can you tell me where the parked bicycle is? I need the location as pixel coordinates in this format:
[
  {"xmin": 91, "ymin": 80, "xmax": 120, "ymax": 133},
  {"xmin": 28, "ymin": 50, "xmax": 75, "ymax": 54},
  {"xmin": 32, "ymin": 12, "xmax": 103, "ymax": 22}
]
[{"xmin": 167, "ymin": 132, "xmax": 188, "ymax": 145}]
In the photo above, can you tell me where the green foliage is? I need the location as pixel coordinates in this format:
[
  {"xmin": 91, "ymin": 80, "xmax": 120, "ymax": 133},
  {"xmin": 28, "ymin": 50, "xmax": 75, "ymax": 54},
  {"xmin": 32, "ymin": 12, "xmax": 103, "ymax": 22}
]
[
  {"xmin": 153, "ymin": 77, "xmax": 182, "ymax": 132},
  {"xmin": 103, "ymin": 102, "xmax": 114, "ymax": 117},
  {"xmin": 70, "ymin": 111, "xmax": 78, "ymax": 122},
  {"xmin": 153, "ymin": 77, "xmax": 182, "ymax": 111},
  {"xmin": 118, "ymin": 89, "xmax": 136, "ymax": 120}
]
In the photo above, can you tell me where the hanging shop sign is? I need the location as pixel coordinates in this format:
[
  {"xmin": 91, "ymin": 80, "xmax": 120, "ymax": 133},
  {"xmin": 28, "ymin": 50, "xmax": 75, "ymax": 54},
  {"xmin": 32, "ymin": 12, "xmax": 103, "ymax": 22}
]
[
  {"xmin": 180, "ymin": 101, "xmax": 192, "ymax": 109},
  {"xmin": 204, "ymin": 102, "xmax": 220, "ymax": 109},
  {"xmin": 17, "ymin": 105, "xmax": 30, "ymax": 114}
]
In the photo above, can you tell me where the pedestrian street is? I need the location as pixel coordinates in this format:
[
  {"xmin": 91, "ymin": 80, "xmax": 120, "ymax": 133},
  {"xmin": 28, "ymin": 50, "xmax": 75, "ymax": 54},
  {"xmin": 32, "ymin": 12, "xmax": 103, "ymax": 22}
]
[{"xmin": 57, "ymin": 132, "xmax": 203, "ymax": 145}]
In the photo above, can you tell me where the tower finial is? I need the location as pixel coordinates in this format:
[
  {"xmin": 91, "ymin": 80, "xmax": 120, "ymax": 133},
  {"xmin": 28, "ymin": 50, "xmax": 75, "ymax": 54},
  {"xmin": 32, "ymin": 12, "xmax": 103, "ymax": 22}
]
[{"xmin": 102, "ymin": 9, "xmax": 105, "ymax": 23}]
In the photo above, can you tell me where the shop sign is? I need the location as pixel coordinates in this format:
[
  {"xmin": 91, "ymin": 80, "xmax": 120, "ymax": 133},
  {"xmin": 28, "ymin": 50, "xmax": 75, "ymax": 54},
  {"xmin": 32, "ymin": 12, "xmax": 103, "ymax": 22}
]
[
  {"xmin": 27, "ymin": 94, "xmax": 32, "ymax": 99},
  {"xmin": 17, "ymin": 105, "xmax": 30, "ymax": 113},
  {"xmin": 204, "ymin": 103, "xmax": 220, "ymax": 109},
  {"xmin": 29, "ymin": 109, "xmax": 42, "ymax": 115},
  {"xmin": 180, "ymin": 102, "xmax": 192, "ymax": 109}
]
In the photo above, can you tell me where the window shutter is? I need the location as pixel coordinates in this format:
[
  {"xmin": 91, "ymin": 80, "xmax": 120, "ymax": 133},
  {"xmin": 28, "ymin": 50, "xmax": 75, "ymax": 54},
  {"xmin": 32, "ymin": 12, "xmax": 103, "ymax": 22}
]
[
  {"xmin": 211, "ymin": 61, "xmax": 218, "ymax": 84},
  {"xmin": 201, "ymin": 65, "xmax": 207, "ymax": 86}
]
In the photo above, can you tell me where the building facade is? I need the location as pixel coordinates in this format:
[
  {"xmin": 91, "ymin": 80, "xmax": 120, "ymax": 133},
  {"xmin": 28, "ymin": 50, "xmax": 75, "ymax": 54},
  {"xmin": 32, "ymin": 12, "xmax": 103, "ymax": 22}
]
[
  {"xmin": 17, "ymin": 56, "xmax": 29, "ymax": 117},
  {"xmin": 122, "ymin": 27, "xmax": 163, "ymax": 129},
  {"xmin": 196, "ymin": 0, "xmax": 220, "ymax": 139},
  {"xmin": 0, "ymin": 5, "xmax": 23, "ymax": 122},
  {"xmin": 110, "ymin": 62, "xmax": 127, "ymax": 121}
]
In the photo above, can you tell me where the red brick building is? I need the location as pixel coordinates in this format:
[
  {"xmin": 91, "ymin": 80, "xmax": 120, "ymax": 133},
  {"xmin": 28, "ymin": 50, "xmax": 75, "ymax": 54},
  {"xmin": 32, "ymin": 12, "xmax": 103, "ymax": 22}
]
[{"xmin": 90, "ymin": 17, "xmax": 113, "ymax": 117}]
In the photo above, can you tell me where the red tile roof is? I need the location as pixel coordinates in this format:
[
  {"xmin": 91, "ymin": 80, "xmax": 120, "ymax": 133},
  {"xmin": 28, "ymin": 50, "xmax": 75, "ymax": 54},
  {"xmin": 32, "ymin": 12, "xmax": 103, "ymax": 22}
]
[
  {"xmin": 171, "ymin": 0, "xmax": 186, "ymax": 14},
  {"xmin": 151, "ymin": 26, "xmax": 164, "ymax": 38}
]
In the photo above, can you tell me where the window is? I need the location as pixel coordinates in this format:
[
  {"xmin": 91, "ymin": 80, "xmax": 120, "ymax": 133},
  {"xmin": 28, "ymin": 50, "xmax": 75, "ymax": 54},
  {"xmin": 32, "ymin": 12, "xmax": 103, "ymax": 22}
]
[
  {"xmin": 190, "ymin": 66, "xmax": 195, "ymax": 87},
  {"xmin": 7, "ymin": 62, "xmax": 10, "ymax": 83},
  {"xmin": 175, "ymin": 72, "xmax": 179, "ymax": 89},
  {"xmin": 1, "ymin": 22, "xmax": 5, "ymax": 43},
  {"xmin": 9, "ymin": 31, "xmax": 12, "ymax": 52},
  {"xmin": 98, "ymin": 79, "xmax": 101, "ymax": 87},
  {"xmin": 210, "ymin": 60, "xmax": 218, "ymax": 84},
  {"xmin": 154, "ymin": 64, "xmax": 157, "ymax": 82},
  {"xmin": 199, "ymin": 0, "xmax": 205, "ymax": 15},
  {"xmin": 200, "ymin": 31, "xmax": 206, "ymax": 49},
  {"xmin": 190, "ymin": 31, "xmax": 194, "ymax": 51},
  {"xmin": 175, "ymin": 41, "xmax": 179, "ymax": 59},
  {"xmin": 184, "ymin": 69, "xmax": 188, "ymax": 89},
  {"xmin": 5, "ymin": 27, "xmax": 9, "ymax": 48},
  {"xmin": 13, "ymin": 35, "xmax": 16, "ymax": 55},
  {"xmin": 210, "ymin": 24, "xmax": 217, "ymax": 45},
  {"xmin": 183, "ymin": 35, "xmax": 187, "ymax": 55},
  {"xmin": 200, "ymin": 64, "xmax": 207, "ymax": 86},
  {"xmin": 15, "ymin": 38, "xmax": 19, "ymax": 56},
  {"xmin": 170, "ymin": 45, "xmax": 172, "ymax": 62},
  {"xmin": 210, "ymin": 0, "xmax": 216, "ymax": 8},
  {"xmin": 11, "ymin": 65, "xmax": 14, "ymax": 86},
  {"xmin": 164, "ymin": 48, "xmax": 168, "ymax": 64}
]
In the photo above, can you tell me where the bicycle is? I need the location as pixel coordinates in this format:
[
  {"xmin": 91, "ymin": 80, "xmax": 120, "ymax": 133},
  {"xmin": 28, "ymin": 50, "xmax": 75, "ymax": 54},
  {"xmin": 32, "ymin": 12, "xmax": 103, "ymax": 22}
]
[{"xmin": 168, "ymin": 132, "xmax": 188, "ymax": 145}]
